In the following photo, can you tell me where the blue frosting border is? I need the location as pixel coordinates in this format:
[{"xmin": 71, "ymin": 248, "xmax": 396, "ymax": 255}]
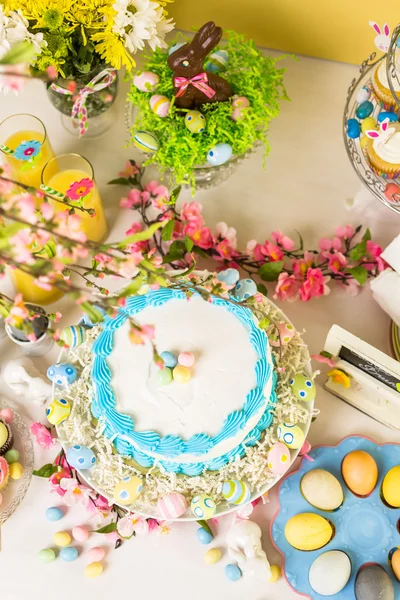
[{"xmin": 91, "ymin": 288, "xmax": 278, "ymax": 475}]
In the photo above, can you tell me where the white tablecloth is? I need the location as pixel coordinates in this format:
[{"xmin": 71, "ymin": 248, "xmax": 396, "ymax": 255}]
[{"xmin": 1, "ymin": 50, "xmax": 400, "ymax": 600}]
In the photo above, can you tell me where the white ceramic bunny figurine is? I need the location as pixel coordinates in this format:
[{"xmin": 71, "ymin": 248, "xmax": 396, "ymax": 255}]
[
  {"xmin": 2, "ymin": 358, "xmax": 52, "ymax": 405},
  {"xmin": 369, "ymin": 21, "xmax": 391, "ymax": 52},
  {"xmin": 226, "ymin": 519, "xmax": 271, "ymax": 579}
]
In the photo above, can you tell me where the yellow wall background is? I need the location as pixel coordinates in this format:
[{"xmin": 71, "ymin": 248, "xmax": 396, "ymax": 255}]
[{"xmin": 169, "ymin": 0, "xmax": 398, "ymax": 64}]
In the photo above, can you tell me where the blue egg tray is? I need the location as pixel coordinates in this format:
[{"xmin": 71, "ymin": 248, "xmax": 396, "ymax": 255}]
[{"xmin": 271, "ymin": 435, "xmax": 400, "ymax": 599}]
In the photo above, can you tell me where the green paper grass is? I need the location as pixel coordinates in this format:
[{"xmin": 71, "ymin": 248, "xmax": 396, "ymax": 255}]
[{"xmin": 127, "ymin": 30, "xmax": 288, "ymax": 188}]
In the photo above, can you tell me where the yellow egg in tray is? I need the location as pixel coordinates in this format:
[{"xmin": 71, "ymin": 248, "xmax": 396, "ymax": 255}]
[{"xmin": 271, "ymin": 436, "xmax": 400, "ymax": 599}]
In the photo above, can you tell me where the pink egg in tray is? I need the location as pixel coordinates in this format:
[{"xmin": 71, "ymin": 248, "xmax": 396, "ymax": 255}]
[{"xmin": 270, "ymin": 435, "xmax": 400, "ymax": 600}]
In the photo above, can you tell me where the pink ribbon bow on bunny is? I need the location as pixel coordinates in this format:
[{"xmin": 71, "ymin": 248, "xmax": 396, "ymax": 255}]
[
  {"xmin": 174, "ymin": 72, "xmax": 216, "ymax": 99},
  {"xmin": 365, "ymin": 118, "xmax": 396, "ymax": 147}
]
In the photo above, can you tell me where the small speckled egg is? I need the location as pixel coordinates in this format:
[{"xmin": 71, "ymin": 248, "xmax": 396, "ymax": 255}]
[
  {"xmin": 157, "ymin": 492, "xmax": 188, "ymax": 519},
  {"xmin": 191, "ymin": 494, "xmax": 216, "ymax": 519},
  {"xmin": 66, "ymin": 445, "xmax": 96, "ymax": 470},
  {"xmin": 185, "ymin": 110, "xmax": 206, "ymax": 133},
  {"xmin": 356, "ymin": 86, "xmax": 370, "ymax": 104},
  {"xmin": 60, "ymin": 546, "xmax": 79, "ymax": 562},
  {"xmin": 204, "ymin": 49, "xmax": 229, "ymax": 73},
  {"xmin": 205, "ymin": 548, "xmax": 222, "ymax": 564},
  {"xmin": 216, "ymin": 268, "xmax": 240, "ymax": 287},
  {"xmin": 60, "ymin": 325, "xmax": 85, "ymax": 348},
  {"xmin": 46, "ymin": 398, "xmax": 71, "ymax": 426},
  {"xmin": 355, "ymin": 565, "xmax": 394, "ymax": 600},
  {"xmin": 342, "ymin": 450, "xmax": 378, "ymax": 497},
  {"xmin": 47, "ymin": 363, "xmax": 77, "ymax": 386},
  {"xmin": 234, "ymin": 278, "xmax": 257, "ymax": 301},
  {"xmin": 285, "ymin": 513, "xmax": 333, "ymax": 551},
  {"xmin": 5, "ymin": 448, "xmax": 19, "ymax": 464},
  {"xmin": 309, "ymin": 550, "xmax": 351, "ymax": 596},
  {"xmin": 231, "ymin": 107, "xmax": 247, "ymax": 122},
  {"xmin": 9, "ymin": 462, "xmax": 23, "ymax": 480},
  {"xmin": 133, "ymin": 130, "xmax": 159, "ymax": 154},
  {"xmin": 269, "ymin": 565, "xmax": 282, "ymax": 583},
  {"xmin": 277, "ymin": 422, "xmax": 305, "ymax": 449},
  {"xmin": 133, "ymin": 71, "xmax": 159, "ymax": 92},
  {"xmin": 196, "ymin": 527, "xmax": 213, "ymax": 544},
  {"xmin": 301, "ymin": 469, "xmax": 344, "ymax": 511},
  {"xmin": 382, "ymin": 465, "xmax": 400, "ymax": 507},
  {"xmin": 267, "ymin": 442, "xmax": 291, "ymax": 475},
  {"xmin": 269, "ymin": 322, "xmax": 295, "ymax": 347},
  {"xmin": 156, "ymin": 367, "xmax": 172, "ymax": 386},
  {"xmin": 173, "ymin": 365, "xmax": 192, "ymax": 383},
  {"xmin": 0, "ymin": 408, "xmax": 14, "ymax": 423},
  {"xmin": 168, "ymin": 42, "xmax": 186, "ymax": 55},
  {"xmin": 231, "ymin": 96, "xmax": 250, "ymax": 121},
  {"xmin": 361, "ymin": 117, "xmax": 377, "ymax": 133},
  {"xmin": 207, "ymin": 143, "xmax": 232, "ymax": 166},
  {"xmin": 390, "ymin": 548, "xmax": 400, "ymax": 580},
  {"xmin": 160, "ymin": 351, "xmax": 177, "ymax": 368},
  {"xmin": 85, "ymin": 562, "xmax": 104, "ymax": 578},
  {"xmin": 38, "ymin": 548, "xmax": 56, "ymax": 564},
  {"xmin": 87, "ymin": 547, "xmax": 105, "ymax": 563},
  {"xmin": 149, "ymin": 94, "xmax": 170, "ymax": 118},
  {"xmin": 290, "ymin": 374, "xmax": 316, "ymax": 402},
  {"xmin": 222, "ymin": 479, "xmax": 251, "ymax": 505},
  {"xmin": 225, "ymin": 564, "xmax": 242, "ymax": 582},
  {"xmin": 378, "ymin": 111, "xmax": 399, "ymax": 123},
  {"xmin": 72, "ymin": 526, "xmax": 89, "ymax": 542},
  {"xmin": 54, "ymin": 531, "xmax": 71, "ymax": 547},
  {"xmin": 114, "ymin": 475, "xmax": 143, "ymax": 506},
  {"xmin": 46, "ymin": 507, "xmax": 64, "ymax": 522},
  {"xmin": 178, "ymin": 352, "xmax": 195, "ymax": 368}
]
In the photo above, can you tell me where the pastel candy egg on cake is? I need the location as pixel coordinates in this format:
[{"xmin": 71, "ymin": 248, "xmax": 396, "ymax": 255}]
[
  {"xmin": 149, "ymin": 94, "xmax": 170, "ymax": 118},
  {"xmin": 133, "ymin": 131, "xmax": 159, "ymax": 154},
  {"xmin": 178, "ymin": 352, "xmax": 195, "ymax": 368},
  {"xmin": 60, "ymin": 547, "xmax": 79, "ymax": 562},
  {"xmin": 234, "ymin": 278, "xmax": 257, "ymax": 301},
  {"xmin": 277, "ymin": 422, "xmax": 305, "ymax": 449},
  {"xmin": 222, "ymin": 479, "xmax": 251, "ymax": 505},
  {"xmin": 114, "ymin": 475, "xmax": 143, "ymax": 506},
  {"xmin": 207, "ymin": 143, "xmax": 233, "ymax": 166},
  {"xmin": 46, "ymin": 507, "xmax": 64, "ymax": 522},
  {"xmin": 60, "ymin": 325, "xmax": 85, "ymax": 348},
  {"xmin": 267, "ymin": 442, "xmax": 291, "ymax": 475},
  {"xmin": 269, "ymin": 322, "xmax": 295, "ymax": 347},
  {"xmin": 46, "ymin": 398, "xmax": 71, "ymax": 426},
  {"xmin": 216, "ymin": 268, "xmax": 240, "ymax": 287},
  {"xmin": 66, "ymin": 445, "xmax": 96, "ymax": 470},
  {"xmin": 133, "ymin": 71, "xmax": 159, "ymax": 92},
  {"xmin": 185, "ymin": 110, "xmax": 206, "ymax": 133},
  {"xmin": 356, "ymin": 86, "xmax": 370, "ymax": 104},
  {"xmin": 156, "ymin": 367, "xmax": 172, "ymax": 386},
  {"xmin": 157, "ymin": 492, "xmax": 188, "ymax": 519},
  {"xmin": 196, "ymin": 527, "xmax": 213, "ymax": 544},
  {"xmin": 204, "ymin": 49, "xmax": 229, "ymax": 73},
  {"xmin": 47, "ymin": 363, "xmax": 77, "ymax": 386},
  {"xmin": 173, "ymin": 365, "xmax": 192, "ymax": 383},
  {"xmin": 289, "ymin": 374, "xmax": 316, "ymax": 402},
  {"xmin": 191, "ymin": 494, "xmax": 216, "ymax": 519}
]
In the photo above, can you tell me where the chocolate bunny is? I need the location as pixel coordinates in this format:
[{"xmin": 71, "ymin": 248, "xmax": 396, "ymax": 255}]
[{"xmin": 167, "ymin": 21, "xmax": 233, "ymax": 109}]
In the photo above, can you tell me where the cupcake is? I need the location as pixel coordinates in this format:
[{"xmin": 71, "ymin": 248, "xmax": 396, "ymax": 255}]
[
  {"xmin": 372, "ymin": 62, "xmax": 400, "ymax": 111},
  {"xmin": 365, "ymin": 122, "xmax": 400, "ymax": 180},
  {"xmin": 0, "ymin": 457, "xmax": 9, "ymax": 490},
  {"xmin": 0, "ymin": 420, "xmax": 13, "ymax": 456}
]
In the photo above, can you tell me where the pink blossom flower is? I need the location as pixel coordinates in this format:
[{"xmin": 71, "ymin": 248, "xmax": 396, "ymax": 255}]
[
  {"xmin": 46, "ymin": 65, "xmax": 58, "ymax": 80},
  {"xmin": 129, "ymin": 323, "xmax": 155, "ymax": 344},
  {"xmin": 366, "ymin": 240, "xmax": 386, "ymax": 272},
  {"xmin": 50, "ymin": 469, "xmax": 71, "ymax": 496},
  {"xmin": 299, "ymin": 268, "xmax": 330, "ymax": 301},
  {"xmin": 117, "ymin": 514, "xmax": 136, "ymax": 537},
  {"xmin": 147, "ymin": 518, "xmax": 160, "ymax": 533},
  {"xmin": 311, "ymin": 353, "xmax": 337, "ymax": 368},
  {"xmin": 5, "ymin": 293, "xmax": 29, "ymax": 325},
  {"xmin": 328, "ymin": 251, "xmax": 347, "ymax": 274},
  {"xmin": 106, "ymin": 531, "xmax": 121, "ymax": 544},
  {"xmin": 335, "ymin": 224, "xmax": 355, "ymax": 239},
  {"xmin": 5, "ymin": 193, "xmax": 36, "ymax": 224},
  {"xmin": 0, "ymin": 63, "xmax": 28, "ymax": 95},
  {"xmin": 338, "ymin": 278, "xmax": 361, "ymax": 296},
  {"xmin": 125, "ymin": 222, "xmax": 148, "ymax": 253},
  {"xmin": 119, "ymin": 161, "xmax": 139, "ymax": 178},
  {"xmin": 215, "ymin": 238, "xmax": 236, "ymax": 260},
  {"xmin": 11, "ymin": 230, "xmax": 35, "ymax": 264},
  {"xmin": 57, "ymin": 477, "xmax": 92, "ymax": 508},
  {"xmin": 215, "ymin": 222, "xmax": 237, "ymax": 247},
  {"xmin": 30, "ymin": 422, "xmax": 57, "ymax": 449},
  {"xmin": 181, "ymin": 202, "xmax": 204, "ymax": 222},
  {"xmin": 273, "ymin": 272, "xmax": 301, "ymax": 302},
  {"xmin": 246, "ymin": 239, "xmax": 257, "ymax": 254},
  {"xmin": 54, "ymin": 211, "xmax": 86, "ymax": 243},
  {"xmin": 118, "ymin": 253, "xmax": 142, "ymax": 278},
  {"xmin": 0, "ymin": 163, "xmax": 14, "ymax": 195},
  {"xmin": 54, "ymin": 312, "xmax": 62, "ymax": 322},
  {"xmin": 184, "ymin": 221, "xmax": 214, "ymax": 249},
  {"xmin": 253, "ymin": 241, "xmax": 284, "ymax": 262},
  {"xmin": 271, "ymin": 230, "xmax": 295, "ymax": 251},
  {"xmin": 120, "ymin": 189, "xmax": 142, "ymax": 209},
  {"xmin": 292, "ymin": 251, "xmax": 314, "ymax": 277},
  {"xmin": 319, "ymin": 237, "xmax": 342, "ymax": 252},
  {"xmin": 40, "ymin": 202, "xmax": 54, "ymax": 220}
]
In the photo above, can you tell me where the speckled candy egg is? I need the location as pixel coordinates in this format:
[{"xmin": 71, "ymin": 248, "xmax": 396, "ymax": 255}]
[
  {"xmin": 277, "ymin": 422, "xmax": 305, "ymax": 449},
  {"xmin": 355, "ymin": 565, "xmax": 394, "ymax": 600},
  {"xmin": 290, "ymin": 374, "xmax": 316, "ymax": 402},
  {"xmin": 267, "ymin": 442, "xmax": 291, "ymax": 475},
  {"xmin": 269, "ymin": 322, "xmax": 295, "ymax": 347},
  {"xmin": 66, "ymin": 445, "xmax": 96, "ymax": 470},
  {"xmin": 46, "ymin": 398, "xmax": 71, "ymax": 426},
  {"xmin": 47, "ymin": 363, "xmax": 77, "ymax": 386},
  {"xmin": 114, "ymin": 475, "xmax": 143, "ymax": 506},
  {"xmin": 60, "ymin": 326, "xmax": 85, "ymax": 348},
  {"xmin": 204, "ymin": 50, "xmax": 229, "ymax": 73},
  {"xmin": 191, "ymin": 494, "xmax": 216, "ymax": 519},
  {"xmin": 133, "ymin": 131, "xmax": 159, "ymax": 154},
  {"xmin": 157, "ymin": 492, "xmax": 188, "ymax": 519},
  {"xmin": 168, "ymin": 42, "xmax": 185, "ymax": 55},
  {"xmin": 216, "ymin": 268, "xmax": 240, "ymax": 287},
  {"xmin": 149, "ymin": 94, "xmax": 170, "ymax": 118},
  {"xmin": 309, "ymin": 550, "xmax": 351, "ymax": 596},
  {"xmin": 185, "ymin": 110, "xmax": 206, "ymax": 133},
  {"xmin": 356, "ymin": 86, "xmax": 370, "ymax": 104},
  {"xmin": 207, "ymin": 143, "xmax": 233, "ymax": 166},
  {"xmin": 231, "ymin": 96, "xmax": 250, "ymax": 122},
  {"xmin": 234, "ymin": 278, "xmax": 257, "ymax": 301},
  {"xmin": 133, "ymin": 71, "xmax": 159, "ymax": 92},
  {"xmin": 222, "ymin": 479, "xmax": 251, "ymax": 505}
]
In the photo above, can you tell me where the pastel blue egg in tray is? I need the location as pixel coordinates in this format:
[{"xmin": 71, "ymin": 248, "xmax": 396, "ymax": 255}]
[{"xmin": 271, "ymin": 435, "xmax": 400, "ymax": 599}]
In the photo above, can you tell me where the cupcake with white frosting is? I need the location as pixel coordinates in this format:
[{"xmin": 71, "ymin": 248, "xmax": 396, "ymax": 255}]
[
  {"xmin": 372, "ymin": 62, "xmax": 400, "ymax": 111},
  {"xmin": 365, "ymin": 119, "xmax": 400, "ymax": 179}
]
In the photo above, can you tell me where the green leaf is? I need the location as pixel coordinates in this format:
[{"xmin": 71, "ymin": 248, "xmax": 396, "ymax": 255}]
[
  {"xmin": 161, "ymin": 219, "xmax": 175, "ymax": 241},
  {"xmin": 115, "ymin": 221, "xmax": 166, "ymax": 248},
  {"xmin": 81, "ymin": 302, "xmax": 104, "ymax": 324},
  {"xmin": 168, "ymin": 186, "xmax": 181, "ymax": 205},
  {"xmin": 258, "ymin": 261, "xmax": 284, "ymax": 282},
  {"xmin": 362, "ymin": 228, "xmax": 371, "ymax": 243},
  {"xmin": 92, "ymin": 522, "xmax": 117, "ymax": 534},
  {"xmin": 196, "ymin": 520, "xmax": 212, "ymax": 535},
  {"xmin": 107, "ymin": 177, "xmax": 131, "ymax": 186},
  {"xmin": 0, "ymin": 42, "xmax": 36, "ymax": 65},
  {"xmin": 119, "ymin": 274, "xmax": 145, "ymax": 297},
  {"xmin": 192, "ymin": 246, "xmax": 209, "ymax": 259},
  {"xmin": 396, "ymin": 383, "xmax": 400, "ymax": 393},
  {"xmin": 170, "ymin": 259, "xmax": 197, "ymax": 279},
  {"xmin": 162, "ymin": 240, "xmax": 186, "ymax": 263},
  {"xmin": 347, "ymin": 266, "xmax": 368, "ymax": 286},
  {"xmin": 184, "ymin": 236, "xmax": 194, "ymax": 252},
  {"xmin": 349, "ymin": 241, "xmax": 367, "ymax": 261},
  {"xmin": 257, "ymin": 283, "xmax": 268, "ymax": 296},
  {"xmin": 33, "ymin": 464, "xmax": 59, "ymax": 478},
  {"xmin": 320, "ymin": 350, "xmax": 334, "ymax": 359}
]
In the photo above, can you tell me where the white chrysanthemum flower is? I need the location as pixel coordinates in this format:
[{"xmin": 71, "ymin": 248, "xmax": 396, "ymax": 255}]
[
  {"xmin": 0, "ymin": 7, "xmax": 11, "ymax": 60},
  {"xmin": 7, "ymin": 10, "xmax": 47, "ymax": 57},
  {"xmin": 113, "ymin": 0, "xmax": 174, "ymax": 54}
]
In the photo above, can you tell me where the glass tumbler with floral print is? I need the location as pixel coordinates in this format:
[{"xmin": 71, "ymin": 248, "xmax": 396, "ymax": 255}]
[{"xmin": 41, "ymin": 154, "xmax": 108, "ymax": 243}]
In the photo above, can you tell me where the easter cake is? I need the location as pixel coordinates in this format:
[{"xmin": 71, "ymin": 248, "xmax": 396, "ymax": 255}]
[{"xmin": 54, "ymin": 272, "xmax": 313, "ymax": 519}]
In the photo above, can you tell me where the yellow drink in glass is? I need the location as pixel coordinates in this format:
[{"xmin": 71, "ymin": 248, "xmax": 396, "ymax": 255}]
[{"xmin": 9, "ymin": 268, "xmax": 64, "ymax": 305}]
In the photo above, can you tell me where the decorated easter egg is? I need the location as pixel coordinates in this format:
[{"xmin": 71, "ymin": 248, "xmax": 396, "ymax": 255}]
[
  {"xmin": 133, "ymin": 130, "xmax": 159, "ymax": 154},
  {"xmin": 47, "ymin": 363, "xmax": 77, "ymax": 386},
  {"xmin": 149, "ymin": 94, "xmax": 170, "ymax": 118},
  {"xmin": 361, "ymin": 117, "xmax": 377, "ymax": 133},
  {"xmin": 267, "ymin": 442, "xmax": 291, "ymax": 475},
  {"xmin": 216, "ymin": 268, "xmax": 240, "ymax": 287},
  {"xmin": 114, "ymin": 475, "xmax": 143, "ymax": 506},
  {"xmin": 9, "ymin": 462, "xmax": 23, "ymax": 479},
  {"xmin": 60, "ymin": 326, "xmax": 85, "ymax": 348},
  {"xmin": 382, "ymin": 465, "xmax": 400, "ymax": 507},
  {"xmin": 289, "ymin": 374, "xmax": 316, "ymax": 402},
  {"xmin": 356, "ymin": 86, "xmax": 370, "ymax": 104},
  {"xmin": 205, "ymin": 548, "xmax": 222, "ymax": 564},
  {"xmin": 269, "ymin": 322, "xmax": 295, "ymax": 347},
  {"xmin": 66, "ymin": 445, "xmax": 96, "ymax": 470},
  {"xmin": 222, "ymin": 479, "xmax": 251, "ymax": 505},
  {"xmin": 85, "ymin": 562, "xmax": 104, "ymax": 578},
  {"xmin": 301, "ymin": 469, "xmax": 344, "ymax": 511},
  {"xmin": 378, "ymin": 111, "xmax": 399, "ymax": 123},
  {"xmin": 160, "ymin": 351, "xmax": 178, "ymax": 368},
  {"xmin": 356, "ymin": 100, "xmax": 373, "ymax": 119},
  {"xmin": 191, "ymin": 494, "xmax": 216, "ymax": 519},
  {"xmin": 173, "ymin": 365, "xmax": 192, "ymax": 383},
  {"xmin": 46, "ymin": 398, "xmax": 71, "ymax": 426},
  {"xmin": 342, "ymin": 450, "xmax": 378, "ymax": 496},
  {"xmin": 157, "ymin": 492, "xmax": 188, "ymax": 519},
  {"xmin": 133, "ymin": 71, "xmax": 159, "ymax": 92},
  {"xmin": 54, "ymin": 531, "xmax": 71, "ymax": 547},
  {"xmin": 309, "ymin": 550, "xmax": 351, "ymax": 596},
  {"xmin": 234, "ymin": 278, "xmax": 257, "ymax": 301},
  {"xmin": 355, "ymin": 565, "xmax": 394, "ymax": 600},
  {"xmin": 178, "ymin": 352, "xmax": 195, "ymax": 368},
  {"xmin": 38, "ymin": 548, "xmax": 56, "ymax": 564},
  {"xmin": 231, "ymin": 96, "xmax": 250, "ymax": 122},
  {"xmin": 46, "ymin": 507, "xmax": 64, "ymax": 522},
  {"xmin": 225, "ymin": 564, "xmax": 242, "ymax": 582},
  {"xmin": 285, "ymin": 513, "xmax": 333, "ymax": 551},
  {"xmin": 87, "ymin": 547, "xmax": 105, "ymax": 563},
  {"xmin": 168, "ymin": 42, "xmax": 186, "ymax": 55},
  {"xmin": 277, "ymin": 422, "xmax": 305, "ymax": 449},
  {"xmin": 347, "ymin": 118, "xmax": 361, "ymax": 139},
  {"xmin": 391, "ymin": 548, "xmax": 400, "ymax": 580},
  {"xmin": 207, "ymin": 143, "xmax": 233, "ymax": 166},
  {"xmin": 385, "ymin": 183, "xmax": 400, "ymax": 203},
  {"xmin": 60, "ymin": 546, "xmax": 79, "ymax": 562},
  {"xmin": 185, "ymin": 110, "xmax": 206, "ymax": 133},
  {"xmin": 5, "ymin": 448, "xmax": 19, "ymax": 464},
  {"xmin": 157, "ymin": 367, "xmax": 172, "ymax": 386},
  {"xmin": 196, "ymin": 527, "xmax": 213, "ymax": 544},
  {"xmin": 205, "ymin": 49, "xmax": 229, "ymax": 73}
]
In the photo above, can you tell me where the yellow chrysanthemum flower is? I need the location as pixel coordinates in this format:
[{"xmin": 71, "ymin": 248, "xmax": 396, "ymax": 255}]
[
  {"xmin": 91, "ymin": 30, "xmax": 136, "ymax": 70},
  {"xmin": 327, "ymin": 368, "xmax": 352, "ymax": 389}
]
